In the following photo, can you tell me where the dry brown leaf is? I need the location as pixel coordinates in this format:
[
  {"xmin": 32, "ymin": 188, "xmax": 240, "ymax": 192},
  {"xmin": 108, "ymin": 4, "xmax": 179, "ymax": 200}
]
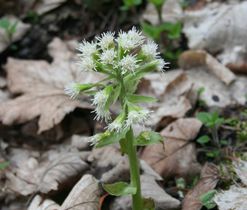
[
  {"xmin": 28, "ymin": 195, "xmax": 60, "ymax": 210},
  {"xmin": 179, "ymin": 50, "xmax": 236, "ymax": 85},
  {"xmin": 139, "ymin": 70, "xmax": 195, "ymax": 128},
  {"xmin": 183, "ymin": 2, "xmax": 247, "ymax": 67},
  {"xmin": 88, "ymin": 146, "xmax": 130, "ymax": 183},
  {"xmin": 186, "ymin": 67, "xmax": 247, "ymax": 107},
  {"xmin": 182, "ymin": 163, "xmax": 219, "ymax": 210},
  {"xmin": 6, "ymin": 148, "xmax": 89, "ymax": 195},
  {"xmin": 141, "ymin": 118, "xmax": 202, "ymax": 179},
  {"xmin": 35, "ymin": 0, "xmax": 67, "ymax": 15},
  {"xmin": 0, "ymin": 38, "xmax": 102, "ymax": 133},
  {"xmin": 61, "ymin": 174, "xmax": 100, "ymax": 210},
  {"xmin": 0, "ymin": 16, "xmax": 30, "ymax": 53}
]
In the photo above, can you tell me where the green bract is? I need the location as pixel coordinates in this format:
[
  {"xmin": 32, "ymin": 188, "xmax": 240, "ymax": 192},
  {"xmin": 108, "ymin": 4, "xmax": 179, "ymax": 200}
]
[{"xmin": 65, "ymin": 27, "xmax": 167, "ymax": 210}]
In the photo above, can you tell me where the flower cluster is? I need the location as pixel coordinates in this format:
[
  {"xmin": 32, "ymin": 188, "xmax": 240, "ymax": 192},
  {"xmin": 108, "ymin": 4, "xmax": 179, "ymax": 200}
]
[{"xmin": 65, "ymin": 27, "xmax": 168, "ymax": 143}]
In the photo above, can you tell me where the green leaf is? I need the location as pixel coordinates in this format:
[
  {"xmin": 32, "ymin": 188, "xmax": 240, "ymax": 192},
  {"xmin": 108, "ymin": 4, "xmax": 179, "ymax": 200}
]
[
  {"xmin": 206, "ymin": 150, "xmax": 220, "ymax": 158},
  {"xmin": 123, "ymin": 0, "xmax": 142, "ymax": 8},
  {"xmin": 0, "ymin": 18, "xmax": 10, "ymax": 29},
  {"xmin": 199, "ymin": 190, "xmax": 217, "ymax": 209},
  {"xmin": 0, "ymin": 161, "xmax": 9, "ymax": 170},
  {"xmin": 197, "ymin": 135, "xmax": 210, "ymax": 145},
  {"xmin": 103, "ymin": 182, "xmax": 137, "ymax": 196},
  {"xmin": 143, "ymin": 198, "xmax": 155, "ymax": 210},
  {"xmin": 142, "ymin": 21, "xmax": 182, "ymax": 41},
  {"xmin": 119, "ymin": 138, "xmax": 128, "ymax": 154},
  {"xmin": 127, "ymin": 94, "xmax": 157, "ymax": 104},
  {"xmin": 134, "ymin": 131, "xmax": 163, "ymax": 146},
  {"xmin": 95, "ymin": 131, "xmax": 126, "ymax": 148},
  {"xmin": 141, "ymin": 22, "xmax": 163, "ymax": 41},
  {"xmin": 148, "ymin": 0, "xmax": 166, "ymax": 7},
  {"xmin": 196, "ymin": 112, "xmax": 224, "ymax": 128}
]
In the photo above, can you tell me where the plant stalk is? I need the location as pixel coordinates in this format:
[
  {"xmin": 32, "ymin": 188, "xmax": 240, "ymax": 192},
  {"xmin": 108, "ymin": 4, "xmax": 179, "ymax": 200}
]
[{"xmin": 126, "ymin": 128, "xmax": 143, "ymax": 210}]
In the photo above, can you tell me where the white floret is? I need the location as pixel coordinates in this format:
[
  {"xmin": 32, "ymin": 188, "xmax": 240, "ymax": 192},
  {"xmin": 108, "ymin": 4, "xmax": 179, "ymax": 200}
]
[
  {"xmin": 96, "ymin": 32, "xmax": 115, "ymax": 50},
  {"xmin": 125, "ymin": 109, "xmax": 151, "ymax": 128},
  {"xmin": 142, "ymin": 40, "xmax": 159, "ymax": 59},
  {"xmin": 64, "ymin": 83, "xmax": 80, "ymax": 99},
  {"xmin": 100, "ymin": 49, "xmax": 116, "ymax": 65},
  {"xmin": 77, "ymin": 41, "xmax": 97, "ymax": 57},
  {"xmin": 78, "ymin": 56, "xmax": 96, "ymax": 72},
  {"xmin": 119, "ymin": 55, "xmax": 139, "ymax": 73},
  {"xmin": 117, "ymin": 27, "xmax": 144, "ymax": 50}
]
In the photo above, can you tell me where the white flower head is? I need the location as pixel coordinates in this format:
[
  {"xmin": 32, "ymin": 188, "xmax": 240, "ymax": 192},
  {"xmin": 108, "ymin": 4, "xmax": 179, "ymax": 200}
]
[
  {"xmin": 78, "ymin": 56, "xmax": 96, "ymax": 72},
  {"xmin": 92, "ymin": 90, "xmax": 111, "ymax": 122},
  {"xmin": 96, "ymin": 32, "xmax": 115, "ymax": 50},
  {"xmin": 64, "ymin": 83, "xmax": 81, "ymax": 99},
  {"xmin": 93, "ymin": 106, "xmax": 111, "ymax": 122},
  {"xmin": 77, "ymin": 41, "xmax": 97, "ymax": 57},
  {"xmin": 107, "ymin": 113, "xmax": 125, "ymax": 132},
  {"xmin": 125, "ymin": 109, "xmax": 151, "ymax": 128},
  {"xmin": 100, "ymin": 49, "xmax": 116, "ymax": 65},
  {"xmin": 117, "ymin": 27, "xmax": 144, "ymax": 50},
  {"xmin": 92, "ymin": 90, "xmax": 108, "ymax": 107},
  {"xmin": 156, "ymin": 58, "xmax": 169, "ymax": 72},
  {"xmin": 142, "ymin": 40, "xmax": 159, "ymax": 59},
  {"xmin": 119, "ymin": 55, "xmax": 139, "ymax": 74}
]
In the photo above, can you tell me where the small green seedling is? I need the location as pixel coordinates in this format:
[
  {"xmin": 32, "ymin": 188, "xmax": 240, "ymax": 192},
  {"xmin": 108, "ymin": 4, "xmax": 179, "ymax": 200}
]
[
  {"xmin": 142, "ymin": 21, "xmax": 182, "ymax": 41},
  {"xmin": 0, "ymin": 161, "xmax": 9, "ymax": 170},
  {"xmin": 148, "ymin": 0, "xmax": 166, "ymax": 23},
  {"xmin": 196, "ymin": 111, "xmax": 224, "ymax": 148},
  {"xmin": 122, "ymin": 0, "xmax": 142, "ymax": 10},
  {"xmin": 199, "ymin": 190, "xmax": 217, "ymax": 209},
  {"xmin": 0, "ymin": 18, "xmax": 18, "ymax": 42},
  {"xmin": 175, "ymin": 177, "xmax": 186, "ymax": 198}
]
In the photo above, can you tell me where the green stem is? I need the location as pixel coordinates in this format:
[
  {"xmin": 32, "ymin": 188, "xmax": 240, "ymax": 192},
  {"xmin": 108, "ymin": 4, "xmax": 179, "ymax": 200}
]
[{"xmin": 126, "ymin": 128, "xmax": 143, "ymax": 210}]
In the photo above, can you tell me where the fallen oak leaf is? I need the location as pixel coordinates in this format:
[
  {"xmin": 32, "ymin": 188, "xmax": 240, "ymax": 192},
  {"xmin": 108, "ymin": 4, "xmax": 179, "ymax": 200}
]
[
  {"xmin": 179, "ymin": 50, "xmax": 236, "ymax": 85},
  {"xmin": 61, "ymin": 174, "xmax": 100, "ymax": 210},
  {"xmin": 0, "ymin": 38, "xmax": 102, "ymax": 133},
  {"xmin": 141, "ymin": 118, "xmax": 202, "ymax": 179},
  {"xmin": 6, "ymin": 148, "xmax": 89, "ymax": 195},
  {"xmin": 182, "ymin": 163, "xmax": 219, "ymax": 210}
]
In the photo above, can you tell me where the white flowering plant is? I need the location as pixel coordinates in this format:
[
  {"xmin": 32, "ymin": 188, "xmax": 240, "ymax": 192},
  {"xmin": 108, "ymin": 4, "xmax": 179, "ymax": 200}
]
[{"xmin": 65, "ymin": 27, "xmax": 168, "ymax": 210}]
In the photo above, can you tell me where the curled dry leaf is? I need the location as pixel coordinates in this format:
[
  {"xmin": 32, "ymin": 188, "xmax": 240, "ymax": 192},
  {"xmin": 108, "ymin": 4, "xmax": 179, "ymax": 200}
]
[
  {"xmin": 179, "ymin": 50, "xmax": 236, "ymax": 85},
  {"xmin": 61, "ymin": 174, "xmax": 100, "ymax": 210},
  {"xmin": 183, "ymin": 2, "xmax": 247, "ymax": 68},
  {"xmin": 6, "ymin": 148, "xmax": 89, "ymax": 195},
  {"xmin": 0, "ymin": 38, "xmax": 102, "ymax": 133},
  {"xmin": 141, "ymin": 118, "xmax": 202, "ymax": 179},
  {"xmin": 28, "ymin": 195, "xmax": 60, "ymax": 210},
  {"xmin": 35, "ymin": 0, "xmax": 67, "ymax": 15},
  {"xmin": 0, "ymin": 16, "xmax": 30, "ymax": 53},
  {"xmin": 141, "ymin": 175, "xmax": 181, "ymax": 209},
  {"xmin": 139, "ymin": 70, "xmax": 195, "ymax": 128},
  {"xmin": 182, "ymin": 163, "xmax": 219, "ymax": 210}
]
